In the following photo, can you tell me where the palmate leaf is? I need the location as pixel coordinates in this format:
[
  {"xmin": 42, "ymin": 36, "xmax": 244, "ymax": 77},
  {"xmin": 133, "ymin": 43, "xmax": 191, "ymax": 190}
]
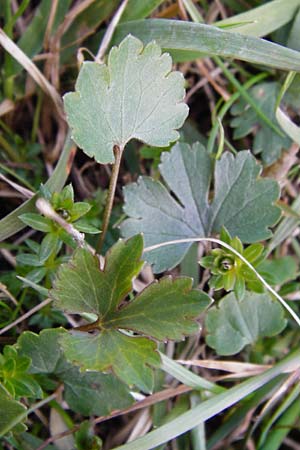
[
  {"xmin": 121, "ymin": 142, "xmax": 281, "ymax": 273},
  {"xmin": 18, "ymin": 329, "xmax": 133, "ymax": 416},
  {"xmin": 64, "ymin": 35, "xmax": 188, "ymax": 164},
  {"xmin": 51, "ymin": 235, "xmax": 211, "ymax": 392},
  {"xmin": 230, "ymin": 82, "xmax": 291, "ymax": 166},
  {"xmin": 205, "ymin": 291, "xmax": 287, "ymax": 355}
]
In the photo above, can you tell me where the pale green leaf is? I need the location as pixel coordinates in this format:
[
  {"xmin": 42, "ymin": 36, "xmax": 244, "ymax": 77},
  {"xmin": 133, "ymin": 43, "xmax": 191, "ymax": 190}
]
[
  {"xmin": 64, "ymin": 35, "xmax": 188, "ymax": 164},
  {"xmin": 257, "ymin": 256, "xmax": 298, "ymax": 286},
  {"xmin": 121, "ymin": 142, "xmax": 280, "ymax": 272},
  {"xmin": 205, "ymin": 292, "xmax": 287, "ymax": 355}
]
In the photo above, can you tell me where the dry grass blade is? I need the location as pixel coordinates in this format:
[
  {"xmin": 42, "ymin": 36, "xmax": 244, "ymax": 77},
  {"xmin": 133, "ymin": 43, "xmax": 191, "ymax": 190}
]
[
  {"xmin": 36, "ymin": 385, "xmax": 192, "ymax": 450},
  {"xmin": 0, "ymin": 173, "xmax": 34, "ymax": 199},
  {"xmin": 0, "ymin": 28, "xmax": 64, "ymax": 118},
  {"xmin": 0, "ymin": 99, "xmax": 14, "ymax": 117},
  {"xmin": 0, "ymin": 298, "xmax": 52, "ymax": 335},
  {"xmin": 177, "ymin": 359, "xmax": 272, "ymax": 373},
  {"xmin": 95, "ymin": 0, "xmax": 129, "ymax": 63}
]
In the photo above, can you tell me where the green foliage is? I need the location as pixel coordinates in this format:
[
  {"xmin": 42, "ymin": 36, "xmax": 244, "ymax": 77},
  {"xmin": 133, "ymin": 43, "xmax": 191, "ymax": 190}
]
[
  {"xmin": 200, "ymin": 227, "xmax": 265, "ymax": 300},
  {"xmin": 0, "ymin": 384, "xmax": 27, "ymax": 437},
  {"xmin": 17, "ymin": 328, "xmax": 134, "ymax": 416},
  {"xmin": 205, "ymin": 292, "xmax": 287, "ymax": 355},
  {"xmin": 121, "ymin": 142, "xmax": 280, "ymax": 272},
  {"xmin": 257, "ymin": 256, "xmax": 298, "ymax": 286},
  {"xmin": 2, "ymin": 3, "xmax": 300, "ymax": 447},
  {"xmin": 230, "ymin": 82, "xmax": 291, "ymax": 166},
  {"xmin": 51, "ymin": 235, "xmax": 210, "ymax": 391},
  {"xmin": 75, "ymin": 421, "xmax": 102, "ymax": 450},
  {"xmin": 20, "ymin": 184, "xmax": 99, "ymax": 240},
  {"xmin": 64, "ymin": 35, "xmax": 188, "ymax": 163},
  {"xmin": 0, "ymin": 346, "xmax": 42, "ymax": 399}
]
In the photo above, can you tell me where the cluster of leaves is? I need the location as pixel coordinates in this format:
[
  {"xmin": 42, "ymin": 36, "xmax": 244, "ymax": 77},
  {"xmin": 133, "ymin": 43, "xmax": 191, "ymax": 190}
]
[
  {"xmin": 1, "ymin": 4, "xmax": 300, "ymax": 448},
  {"xmin": 51, "ymin": 234, "xmax": 211, "ymax": 392},
  {"xmin": 199, "ymin": 227, "xmax": 265, "ymax": 300}
]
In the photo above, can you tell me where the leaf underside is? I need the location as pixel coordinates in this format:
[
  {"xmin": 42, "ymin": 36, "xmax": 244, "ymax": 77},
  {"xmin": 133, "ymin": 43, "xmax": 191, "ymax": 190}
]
[
  {"xmin": 121, "ymin": 142, "xmax": 281, "ymax": 272},
  {"xmin": 64, "ymin": 34, "xmax": 188, "ymax": 163}
]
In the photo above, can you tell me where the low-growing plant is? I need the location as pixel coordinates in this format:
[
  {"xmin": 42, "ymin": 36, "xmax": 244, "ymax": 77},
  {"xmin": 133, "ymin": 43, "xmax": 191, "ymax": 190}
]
[{"xmin": 0, "ymin": 1, "xmax": 300, "ymax": 449}]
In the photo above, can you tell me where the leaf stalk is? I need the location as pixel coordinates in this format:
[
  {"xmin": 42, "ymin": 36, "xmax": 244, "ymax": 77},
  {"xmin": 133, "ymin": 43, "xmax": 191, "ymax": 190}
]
[{"xmin": 97, "ymin": 145, "xmax": 123, "ymax": 253}]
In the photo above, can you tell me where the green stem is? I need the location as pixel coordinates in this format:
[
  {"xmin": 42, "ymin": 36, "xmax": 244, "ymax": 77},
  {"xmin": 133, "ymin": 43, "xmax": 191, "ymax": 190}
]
[
  {"xmin": 96, "ymin": 145, "xmax": 122, "ymax": 253},
  {"xmin": 0, "ymin": 133, "xmax": 20, "ymax": 162}
]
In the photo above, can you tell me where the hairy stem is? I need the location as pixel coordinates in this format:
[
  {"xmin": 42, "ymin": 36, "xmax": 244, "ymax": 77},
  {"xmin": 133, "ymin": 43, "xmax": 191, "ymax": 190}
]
[{"xmin": 96, "ymin": 145, "xmax": 122, "ymax": 253}]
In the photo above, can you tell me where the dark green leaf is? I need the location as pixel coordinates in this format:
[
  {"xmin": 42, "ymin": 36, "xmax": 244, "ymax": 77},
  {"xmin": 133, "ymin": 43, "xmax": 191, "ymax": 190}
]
[
  {"xmin": 61, "ymin": 330, "xmax": 159, "ymax": 393},
  {"xmin": 51, "ymin": 236, "xmax": 209, "ymax": 391},
  {"xmin": 63, "ymin": 367, "xmax": 133, "ymax": 416},
  {"xmin": 52, "ymin": 236, "xmax": 144, "ymax": 316},
  {"xmin": 18, "ymin": 329, "xmax": 134, "ymax": 416},
  {"xmin": 18, "ymin": 329, "xmax": 65, "ymax": 374},
  {"xmin": 110, "ymin": 276, "xmax": 211, "ymax": 340}
]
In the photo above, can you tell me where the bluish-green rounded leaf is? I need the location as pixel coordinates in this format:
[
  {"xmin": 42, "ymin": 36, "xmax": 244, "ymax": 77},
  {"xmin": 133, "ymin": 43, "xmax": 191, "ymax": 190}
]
[{"xmin": 64, "ymin": 35, "xmax": 188, "ymax": 163}]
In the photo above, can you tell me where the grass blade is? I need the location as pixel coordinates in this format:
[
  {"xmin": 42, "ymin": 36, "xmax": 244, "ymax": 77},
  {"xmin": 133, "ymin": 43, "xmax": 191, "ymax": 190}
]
[
  {"xmin": 113, "ymin": 19, "xmax": 300, "ymax": 70},
  {"xmin": 216, "ymin": 0, "xmax": 300, "ymax": 37},
  {"xmin": 113, "ymin": 350, "xmax": 300, "ymax": 450}
]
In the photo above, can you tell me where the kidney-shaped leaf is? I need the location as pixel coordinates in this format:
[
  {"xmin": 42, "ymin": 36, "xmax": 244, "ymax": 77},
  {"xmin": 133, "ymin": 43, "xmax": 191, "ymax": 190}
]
[
  {"xmin": 205, "ymin": 291, "xmax": 287, "ymax": 355},
  {"xmin": 51, "ymin": 235, "xmax": 210, "ymax": 392},
  {"xmin": 64, "ymin": 35, "xmax": 188, "ymax": 164},
  {"xmin": 121, "ymin": 142, "xmax": 280, "ymax": 272}
]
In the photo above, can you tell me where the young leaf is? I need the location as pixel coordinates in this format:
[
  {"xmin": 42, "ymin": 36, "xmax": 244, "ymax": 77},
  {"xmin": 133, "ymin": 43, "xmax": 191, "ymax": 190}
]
[
  {"xmin": 63, "ymin": 35, "xmax": 188, "ymax": 164},
  {"xmin": 50, "ymin": 235, "xmax": 210, "ymax": 392},
  {"xmin": 121, "ymin": 142, "xmax": 280, "ymax": 272},
  {"xmin": 205, "ymin": 292, "xmax": 287, "ymax": 355},
  {"xmin": 230, "ymin": 82, "xmax": 291, "ymax": 166},
  {"xmin": 0, "ymin": 384, "xmax": 27, "ymax": 437}
]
